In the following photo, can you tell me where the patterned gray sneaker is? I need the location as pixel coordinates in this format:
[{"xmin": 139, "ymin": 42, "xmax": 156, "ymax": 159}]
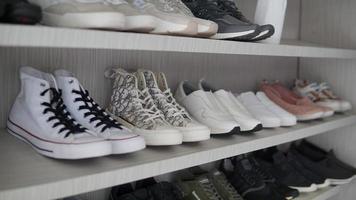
[
  {"xmin": 136, "ymin": 69, "xmax": 210, "ymax": 142},
  {"xmin": 105, "ymin": 68, "xmax": 182, "ymax": 146},
  {"xmin": 126, "ymin": 0, "xmax": 198, "ymax": 36}
]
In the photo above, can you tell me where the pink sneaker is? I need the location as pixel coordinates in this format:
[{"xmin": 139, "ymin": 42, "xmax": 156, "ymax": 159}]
[
  {"xmin": 271, "ymin": 82, "xmax": 334, "ymax": 118},
  {"xmin": 260, "ymin": 83, "xmax": 324, "ymax": 121}
]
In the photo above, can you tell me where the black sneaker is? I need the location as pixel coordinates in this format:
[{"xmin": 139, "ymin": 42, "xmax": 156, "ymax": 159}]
[
  {"xmin": 256, "ymin": 148, "xmax": 318, "ymax": 193},
  {"xmin": 287, "ymin": 150, "xmax": 330, "ymax": 189},
  {"xmin": 221, "ymin": 157, "xmax": 284, "ymax": 200},
  {"xmin": 298, "ymin": 140, "xmax": 356, "ymax": 174},
  {"xmin": 0, "ymin": 0, "xmax": 41, "ymax": 24},
  {"xmin": 292, "ymin": 143, "xmax": 355, "ymax": 185},
  {"xmin": 248, "ymin": 154, "xmax": 300, "ymax": 200},
  {"xmin": 111, "ymin": 183, "xmax": 153, "ymax": 200},
  {"xmin": 136, "ymin": 178, "xmax": 183, "ymax": 200},
  {"xmin": 182, "ymin": 0, "xmax": 260, "ymax": 41},
  {"xmin": 216, "ymin": 0, "xmax": 275, "ymax": 41}
]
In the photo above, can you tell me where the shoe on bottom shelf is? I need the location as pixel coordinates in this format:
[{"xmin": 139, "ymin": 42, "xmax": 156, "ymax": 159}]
[
  {"xmin": 175, "ymin": 81, "xmax": 240, "ymax": 135},
  {"xmin": 54, "ymin": 69, "xmax": 146, "ymax": 154},
  {"xmin": 105, "ymin": 68, "xmax": 182, "ymax": 146},
  {"xmin": 137, "ymin": 70, "xmax": 210, "ymax": 142},
  {"xmin": 29, "ymin": 0, "xmax": 126, "ymax": 29},
  {"xmin": 7, "ymin": 67, "xmax": 111, "ymax": 159}
]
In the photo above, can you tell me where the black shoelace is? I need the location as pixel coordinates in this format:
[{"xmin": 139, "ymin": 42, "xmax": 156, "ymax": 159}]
[
  {"xmin": 40, "ymin": 88, "xmax": 86, "ymax": 137},
  {"xmin": 72, "ymin": 88, "xmax": 122, "ymax": 132}
]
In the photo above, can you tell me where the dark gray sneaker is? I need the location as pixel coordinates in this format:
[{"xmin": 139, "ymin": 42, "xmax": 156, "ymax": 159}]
[
  {"xmin": 216, "ymin": 0, "xmax": 274, "ymax": 41},
  {"xmin": 256, "ymin": 149, "xmax": 318, "ymax": 193},
  {"xmin": 182, "ymin": 0, "xmax": 259, "ymax": 40}
]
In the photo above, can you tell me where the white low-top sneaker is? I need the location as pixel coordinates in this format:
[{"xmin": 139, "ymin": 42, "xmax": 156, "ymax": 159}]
[
  {"xmin": 136, "ymin": 70, "xmax": 210, "ymax": 142},
  {"xmin": 237, "ymin": 92, "xmax": 281, "ymax": 128},
  {"xmin": 175, "ymin": 81, "xmax": 239, "ymax": 135},
  {"xmin": 106, "ymin": 68, "xmax": 182, "ymax": 146},
  {"xmin": 29, "ymin": 0, "xmax": 127, "ymax": 29},
  {"xmin": 198, "ymin": 80, "xmax": 262, "ymax": 133},
  {"xmin": 7, "ymin": 67, "xmax": 112, "ymax": 159},
  {"xmin": 55, "ymin": 69, "xmax": 146, "ymax": 154},
  {"xmin": 256, "ymin": 92, "xmax": 297, "ymax": 127}
]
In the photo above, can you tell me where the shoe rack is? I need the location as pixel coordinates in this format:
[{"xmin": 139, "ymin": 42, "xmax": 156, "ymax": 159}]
[{"xmin": 0, "ymin": 0, "xmax": 356, "ymax": 200}]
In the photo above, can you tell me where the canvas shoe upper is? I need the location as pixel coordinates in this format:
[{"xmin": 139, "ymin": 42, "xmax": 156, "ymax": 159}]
[
  {"xmin": 209, "ymin": 170, "xmax": 243, "ymax": 200},
  {"xmin": 182, "ymin": 0, "xmax": 259, "ymax": 40},
  {"xmin": 7, "ymin": 67, "xmax": 111, "ymax": 159},
  {"xmin": 175, "ymin": 81, "xmax": 239, "ymax": 134},
  {"xmin": 126, "ymin": 0, "xmax": 198, "ymax": 36},
  {"xmin": 198, "ymin": 80, "xmax": 262, "ymax": 133},
  {"xmin": 237, "ymin": 92, "xmax": 281, "ymax": 128},
  {"xmin": 105, "ymin": 68, "xmax": 182, "ymax": 146},
  {"xmin": 256, "ymin": 91, "xmax": 297, "ymax": 127},
  {"xmin": 135, "ymin": 69, "xmax": 210, "ymax": 142},
  {"xmin": 54, "ymin": 69, "xmax": 146, "ymax": 154},
  {"xmin": 29, "ymin": 0, "xmax": 127, "ymax": 29},
  {"xmin": 317, "ymin": 82, "xmax": 352, "ymax": 111}
]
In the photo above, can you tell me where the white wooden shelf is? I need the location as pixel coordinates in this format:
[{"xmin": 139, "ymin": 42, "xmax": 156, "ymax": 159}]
[
  {"xmin": 1, "ymin": 24, "xmax": 356, "ymax": 59},
  {"xmin": 296, "ymin": 186, "xmax": 341, "ymax": 200},
  {"xmin": 0, "ymin": 113, "xmax": 355, "ymax": 200}
]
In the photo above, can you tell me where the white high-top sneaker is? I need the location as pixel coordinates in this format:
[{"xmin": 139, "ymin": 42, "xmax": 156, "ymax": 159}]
[
  {"xmin": 127, "ymin": 0, "xmax": 198, "ymax": 36},
  {"xmin": 54, "ymin": 70, "xmax": 146, "ymax": 154},
  {"xmin": 136, "ymin": 69, "xmax": 210, "ymax": 142},
  {"xmin": 198, "ymin": 80, "xmax": 262, "ymax": 133},
  {"xmin": 7, "ymin": 67, "xmax": 111, "ymax": 159},
  {"xmin": 28, "ymin": 0, "xmax": 126, "ymax": 29},
  {"xmin": 105, "ymin": 68, "xmax": 182, "ymax": 146},
  {"xmin": 175, "ymin": 81, "xmax": 240, "ymax": 135}
]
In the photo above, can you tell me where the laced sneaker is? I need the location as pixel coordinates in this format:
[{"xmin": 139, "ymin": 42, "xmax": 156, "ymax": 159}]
[
  {"xmin": 105, "ymin": 68, "xmax": 182, "ymax": 146},
  {"xmin": 216, "ymin": 0, "xmax": 275, "ymax": 41},
  {"xmin": 209, "ymin": 170, "xmax": 243, "ymax": 200},
  {"xmin": 28, "ymin": 0, "xmax": 129, "ymax": 29},
  {"xmin": 7, "ymin": 67, "xmax": 111, "ymax": 159},
  {"xmin": 136, "ymin": 70, "xmax": 210, "ymax": 142},
  {"xmin": 54, "ymin": 69, "xmax": 145, "ymax": 154},
  {"xmin": 182, "ymin": 0, "xmax": 259, "ymax": 40},
  {"xmin": 126, "ymin": 0, "xmax": 198, "ymax": 36}
]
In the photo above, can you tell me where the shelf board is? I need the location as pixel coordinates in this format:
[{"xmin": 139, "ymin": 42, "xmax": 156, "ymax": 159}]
[
  {"xmin": 296, "ymin": 186, "xmax": 341, "ymax": 200},
  {"xmin": 1, "ymin": 24, "xmax": 356, "ymax": 59},
  {"xmin": 0, "ymin": 113, "xmax": 355, "ymax": 200}
]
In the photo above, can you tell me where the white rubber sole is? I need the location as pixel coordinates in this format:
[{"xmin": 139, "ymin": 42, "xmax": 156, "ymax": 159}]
[
  {"xmin": 322, "ymin": 110, "xmax": 334, "ymax": 118},
  {"xmin": 251, "ymin": 30, "xmax": 269, "ymax": 40},
  {"xmin": 296, "ymin": 112, "xmax": 324, "ymax": 121},
  {"xmin": 316, "ymin": 180, "xmax": 330, "ymax": 189},
  {"xmin": 7, "ymin": 120, "xmax": 111, "ymax": 159},
  {"xmin": 124, "ymin": 15, "xmax": 156, "ymax": 32},
  {"xmin": 150, "ymin": 17, "xmax": 198, "ymax": 36},
  {"xmin": 260, "ymin": 118, "xmax": 281, "ymax": 128},
  {"xmin": 210, "ymin": 126, "xmax": 237, "ymax": 135},
  {"xmin": 211, "ymin": 30, "xmax": 255, "ymax": 39},
  {"xmin": 176, "ymin": 128, "xmax": 211, "ymax": 142},
  {"xmin": 290, "ymin": 184, "xmax": 318, "ymax": 193},
  {"xmin": 280, "ymin": 118, "xmax": 297, "ymax": 127},
  {"xmin": 328, "ymin": 177, "xmax": 354, "ymax": 185},
  {"xmin": 42, "ymin": 12, "xmax": 125, "ymax": 30},
  {"xmin": 110, "ymin": 136, "xmax": 146, "ymax": 154}
]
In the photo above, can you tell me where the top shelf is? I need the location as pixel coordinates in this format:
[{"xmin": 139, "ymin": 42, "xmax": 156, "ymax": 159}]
[{"xmin": 1, "ymin": 24, "xmax": 356, "ymax": 59}]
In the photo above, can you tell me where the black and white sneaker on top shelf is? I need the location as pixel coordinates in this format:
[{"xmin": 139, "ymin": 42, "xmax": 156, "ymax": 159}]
[
  {"xmin": 182, "ymin": 0, "xmax": 260, "ymax": 40},
  {"xmin": 105, "ymin": 68, "xmax": 183, "ymax": 146},
  {"xmin": 136, "ymin": 69, "xmax": 211, "ymax": 142},
  {"xmin": 54, "ymin": 69, "xmax": 146, "ymax": 154},
  {"xmin": 7, "ymin": 67, "xmax": 112, "ymax": 159}
]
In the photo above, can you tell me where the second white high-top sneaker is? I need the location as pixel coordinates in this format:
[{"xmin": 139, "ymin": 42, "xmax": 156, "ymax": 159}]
[
  {"xmin": 175, "ymin": 81, "xmax": 240, "ymax": 134},
  {"xmin": 29, "ymin": 0, "xmax": 127, "ymax": 29},
  {"xmin": 105, "ymin": 68, "xmax": 182, "ymax": 146},
  {"xmin": 54, "ymin": 69, "xmax": 146, "ymax": 154},
  {"xmin": 7, "ymin": 67, "xmax": 111, "ymax": 159},
  {"xmin": 198, "ymin": 80, "xmax": 262, "ymax": 133},
  {"xmin": 137, "ymin": 69, "xmax": 210, "ymax": 142}
]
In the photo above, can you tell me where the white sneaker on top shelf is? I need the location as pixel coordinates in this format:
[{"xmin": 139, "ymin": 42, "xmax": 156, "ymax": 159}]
[
  {"xmin": 256, "ymin": 91, "xmax": 297, "ymax": 127},
  {"xmin": 106, "ymin": 68, "xmax": 182, "ymax": 146},
  {"xmin": 54, "ymin": 69, "xmax": 146, "ymax": 154},
  {"xmin": 175, "ymin": 81, "xmax": 240, "ymax": 135},
  {"xmin": 237, "ymin": 92, "xmax": 281, "ymax": 128},
  {"xmin": 7, "ymin": 67, "xmax": 112, "ymax": 159},
  {"xmin": 198, "ymin": 80, "xmax": 262, "ymax": 133}
]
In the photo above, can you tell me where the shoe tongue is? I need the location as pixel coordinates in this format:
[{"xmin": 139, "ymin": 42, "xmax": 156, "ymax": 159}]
[
  {"xmin": 134, "ymin": 70, "xmax": 148, "ymax": 90},
  {"xmin": 156, "ymin": 72, "xmax": 169, "ymax": 91},
  {"xmin": 141, "ymin": 70, "xmax": 159, "ymax": 89}
]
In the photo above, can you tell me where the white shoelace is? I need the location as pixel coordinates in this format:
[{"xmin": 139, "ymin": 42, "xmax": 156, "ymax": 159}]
[
  {"xmin": 138, "ymin": 88, "xmax": 166, "ymax": 123},
  {"xmin": 163, "ymin": 89, "xmax": 192, "ymax": 120}
]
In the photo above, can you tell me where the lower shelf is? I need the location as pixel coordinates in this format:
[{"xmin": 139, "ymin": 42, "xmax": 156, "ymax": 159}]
[
  {"xmin": 296, "ymin": 186, "xmax": 341, "ymax": 200},
  {"xmin": 0, "ymin": 113, "xmax": 355, "ymax": 200}
]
